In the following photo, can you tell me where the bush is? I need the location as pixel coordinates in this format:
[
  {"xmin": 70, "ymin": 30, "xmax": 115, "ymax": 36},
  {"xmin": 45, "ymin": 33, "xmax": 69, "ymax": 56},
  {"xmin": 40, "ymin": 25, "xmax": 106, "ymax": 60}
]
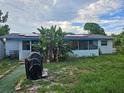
[
  {"xmin": 116, "ymin": 46, "xmax": 124, "ymax": 54},
  {"xmin": 114, "ymin": 31, "xmax": 124, "ymax": 54}
]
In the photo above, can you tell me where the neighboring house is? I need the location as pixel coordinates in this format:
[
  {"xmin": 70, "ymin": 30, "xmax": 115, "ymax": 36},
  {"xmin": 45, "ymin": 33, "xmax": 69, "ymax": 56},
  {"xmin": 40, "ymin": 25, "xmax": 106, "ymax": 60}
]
[
  {"xmin": 1, "ymin": 33, "xmax": 113, "ymax": 61},
  {"xmin": 0, "ymin": 38, "xmax": 5, "ymax": 60}
]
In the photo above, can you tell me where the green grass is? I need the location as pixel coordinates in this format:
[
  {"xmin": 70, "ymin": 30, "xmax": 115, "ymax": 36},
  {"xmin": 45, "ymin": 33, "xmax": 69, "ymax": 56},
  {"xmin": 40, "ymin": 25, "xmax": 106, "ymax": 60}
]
[
  {"xmin": 9, "ymin": 54, "xmax": 124, "ymax": 93},
  {"xmin": 0, "ymin": 58, "xmax": 19, "ymax": 75}
]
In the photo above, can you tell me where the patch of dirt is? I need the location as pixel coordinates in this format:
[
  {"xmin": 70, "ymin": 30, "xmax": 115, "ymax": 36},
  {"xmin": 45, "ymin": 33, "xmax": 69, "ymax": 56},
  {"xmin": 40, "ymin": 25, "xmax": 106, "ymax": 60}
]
[
  {"xmin": 16, "ymin": 66, "xmax": 91, "ymax": 93},
  {"xmin": 79, "ymin": 69, "xmax": 90, "ymax": 73},
  {"xmin": 27, "ymin": 84, "xmax": 40, "ymax": 93}
]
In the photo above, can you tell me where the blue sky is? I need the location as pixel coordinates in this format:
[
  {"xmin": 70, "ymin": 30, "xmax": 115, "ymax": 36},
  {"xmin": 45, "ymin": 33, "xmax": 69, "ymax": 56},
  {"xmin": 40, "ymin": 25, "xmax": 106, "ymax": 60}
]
[{"xmin": 0, "ymin": 0, "xmax": 124, "ymax": 35}]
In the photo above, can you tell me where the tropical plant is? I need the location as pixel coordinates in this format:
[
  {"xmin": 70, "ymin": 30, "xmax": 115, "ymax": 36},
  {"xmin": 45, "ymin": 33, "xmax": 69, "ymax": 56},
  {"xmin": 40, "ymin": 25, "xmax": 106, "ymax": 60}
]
[{"xmin": 37, "ymin": 26, "xmax": 72, "ymax": 62}]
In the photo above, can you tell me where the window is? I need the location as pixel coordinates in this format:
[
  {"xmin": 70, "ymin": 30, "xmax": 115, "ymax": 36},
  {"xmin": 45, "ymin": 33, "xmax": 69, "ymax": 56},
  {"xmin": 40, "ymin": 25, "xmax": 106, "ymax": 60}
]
[
  {"xmin": 22, "ymin": 41, "xmax": 30, "ymax": 50},
  {"xmin": 79, "ymin": 40, "xmax": 88, "ymax": 50},
  {"xmin": 101, "ymin": 40, "xmax": 107, "ymax": 46},
  {"xmin": 70, "ymin": 40, "xmax": 78, "ymax": 50},
  {"xmin": 89, "ymin": 40, "xmax": 98, "ymax": 49}
]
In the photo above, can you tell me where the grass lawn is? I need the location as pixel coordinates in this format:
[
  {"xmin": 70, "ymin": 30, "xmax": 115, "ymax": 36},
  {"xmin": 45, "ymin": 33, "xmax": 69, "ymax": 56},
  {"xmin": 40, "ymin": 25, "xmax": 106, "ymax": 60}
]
[
  {"xmin": 3, "ymin": 54, "xmax": 124, "ymax": 93},
  {"xmin": 0, "ymin": 58, "xmax": 19, "ymax": 75}
]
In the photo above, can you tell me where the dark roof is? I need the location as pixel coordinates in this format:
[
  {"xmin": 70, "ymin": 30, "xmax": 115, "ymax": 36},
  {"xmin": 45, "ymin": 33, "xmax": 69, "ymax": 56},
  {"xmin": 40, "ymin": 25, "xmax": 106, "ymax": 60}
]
[
  {"xmin": 0, "ymin": 33, "xmax": 113, "ymax": 40},
  {"xmin": 64, "ymin": 34, "xmax": 113, "ymax": 40},
  {"xmin": 0, "ymin": 33, "xmax": 39, "ymax": 40}
]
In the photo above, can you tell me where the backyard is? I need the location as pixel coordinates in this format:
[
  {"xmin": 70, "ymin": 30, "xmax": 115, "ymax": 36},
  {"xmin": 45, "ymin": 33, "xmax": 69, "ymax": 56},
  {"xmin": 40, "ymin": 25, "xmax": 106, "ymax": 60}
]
[{"xmin": 0, "ymin": 54, "xmax": 124, "ymax": 93}]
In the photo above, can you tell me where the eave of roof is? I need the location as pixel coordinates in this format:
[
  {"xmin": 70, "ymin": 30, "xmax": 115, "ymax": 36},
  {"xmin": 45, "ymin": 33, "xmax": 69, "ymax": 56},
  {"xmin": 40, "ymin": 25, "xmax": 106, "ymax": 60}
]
[
  {"xmin": 1, "ymin": 33, "xmax": 39, "ymax": 40},
  {"xmin": 6, "ymin": 37, "xmax": 39, "ymax": 40},
  {"xmin": 1, "ymin": 34, "xmax": 113, "ymax": 40},
  {"xmin": 64, "ymin": 38, "xmax": 112, "ymax": 40},
  {"xmin": 64, "ymin": 34, "xmax": 113, "ymax": 40}
]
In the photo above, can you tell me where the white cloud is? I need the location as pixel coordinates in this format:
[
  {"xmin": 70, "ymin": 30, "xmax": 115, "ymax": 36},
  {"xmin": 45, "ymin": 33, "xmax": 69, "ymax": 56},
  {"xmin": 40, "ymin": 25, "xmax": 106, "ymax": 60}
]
[
  {"xmin": 75, "ymin": 0, "xmax": 123, "ymax": 22},
  {"xmin": 17, "ymin": 0, "xmax": 32, "ymax": 4},
  {"xmin": 26, "ymin": 19, "xmax": 123, "ymax": 35},
  {"xmin": 0, "ymin": 0, "xmax": 123, "ymax": 34},
  {"xmin": 35, "ymin": 21, "xmax": 88, "ymax": 34},
  {"xmin": 53, "ymin": 0, "xmax": 57, "ymax": 6},
  {"xmin": 72, "ymin": 0, "xmax": 124, "ymax": 35},
  {"xmin": 18, "ymin": 0, "xmax": 57, "ymax": 7}
]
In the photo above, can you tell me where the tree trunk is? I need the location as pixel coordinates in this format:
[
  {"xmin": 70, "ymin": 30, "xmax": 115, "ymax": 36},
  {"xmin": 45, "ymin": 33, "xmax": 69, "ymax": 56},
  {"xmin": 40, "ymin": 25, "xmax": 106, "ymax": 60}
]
[{"xmin": 56, "ymin": 47, "xmax": 59, "ymax": 62}]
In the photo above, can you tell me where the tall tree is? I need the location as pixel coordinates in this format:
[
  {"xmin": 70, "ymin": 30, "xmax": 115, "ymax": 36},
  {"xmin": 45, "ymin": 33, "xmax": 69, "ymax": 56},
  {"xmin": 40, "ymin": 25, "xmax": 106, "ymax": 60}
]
[
  {"xmin": 0, "ymin": 10, "xmax": 8, "ymax": 23},
  {"xmin": 84, "ymin": 23, "xmax": 106, "ymax": 35},
  {"xmin": 37, "ymin": 26, "xmax": 72, "ymax": 63},
  {"xmin": 0, "ymin": 25, "xmax": 10, "ymax": 36},
  {"xmin": 0, "ymin": 10, "xmax": 9, "ymax": 36}
]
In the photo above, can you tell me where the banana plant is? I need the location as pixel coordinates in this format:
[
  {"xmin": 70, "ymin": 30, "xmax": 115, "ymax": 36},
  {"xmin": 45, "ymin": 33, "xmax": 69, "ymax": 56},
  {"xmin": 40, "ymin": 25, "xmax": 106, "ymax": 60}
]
[{"xmin": 37, "ymin": 25, "xmax": 72, "ymax": 62}]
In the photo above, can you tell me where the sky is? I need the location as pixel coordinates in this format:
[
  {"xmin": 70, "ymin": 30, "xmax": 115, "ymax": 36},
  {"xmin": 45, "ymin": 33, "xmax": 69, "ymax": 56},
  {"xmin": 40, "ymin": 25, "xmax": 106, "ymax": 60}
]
[{"xmin": 0, "ymin": 0, "xmax": 124, "ymax": 35}]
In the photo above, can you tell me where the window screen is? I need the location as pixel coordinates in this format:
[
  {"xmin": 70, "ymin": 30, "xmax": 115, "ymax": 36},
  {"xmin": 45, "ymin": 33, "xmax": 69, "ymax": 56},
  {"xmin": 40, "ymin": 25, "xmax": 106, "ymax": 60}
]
[
  {"xmin": 89, "ymin": 40, "xmax": 98, "ymax": 49},
  {"xmin": 79, "ymin": 40, "xmax": 88, "ymax": 50},
  {"xmin": 70, "ymin": 40, "xmax": 78, "ymax": 50},
  {"xmin": 22, "ymin": 41, "xmax": 30, "ymax": 50}
]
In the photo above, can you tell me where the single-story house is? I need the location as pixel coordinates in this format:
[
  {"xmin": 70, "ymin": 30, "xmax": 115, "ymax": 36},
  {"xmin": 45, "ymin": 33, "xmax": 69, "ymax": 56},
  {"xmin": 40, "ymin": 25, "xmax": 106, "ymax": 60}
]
[{"xmin": 0, "ymin": 33, "xmax": 114, "ymax": 61}]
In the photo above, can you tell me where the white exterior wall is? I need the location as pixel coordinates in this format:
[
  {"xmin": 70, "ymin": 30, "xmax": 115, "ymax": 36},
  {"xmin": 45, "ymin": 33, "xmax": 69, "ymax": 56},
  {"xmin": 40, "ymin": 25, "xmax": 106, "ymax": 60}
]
[
  {"xmin": 4, "ymin": 39, "xmax": 113, "ymax": 61},
  {"xmin": 5, "ymin": 40, "xmax": 32, "ymax": 61},
  {"xmin": 0, "ymin": 40, "xmax": 4, "ymax": 59},
  {"xmin": 72, "ymin": 49, "xmax": 99, "ymax": 57},
  {"xmin": 19, "ymin": 41, "xmax": 31, "ymax": 61},
  {"xmin": 5, "ymin": 40, "xmax": 19, "ymax": 56},
  {"xmin": 98, "ymin": 40, "xmax": 113, "ymax": 54}
]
